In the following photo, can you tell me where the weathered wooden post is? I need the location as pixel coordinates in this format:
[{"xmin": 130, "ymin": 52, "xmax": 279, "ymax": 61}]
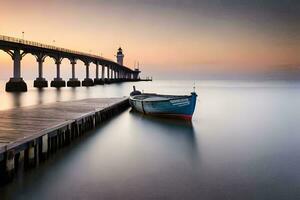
[
  {"xmin": 6, "ymin": 150, "xmax": 15, "ymax": 181},
  {"xmin": 25, "ymin": 141, "xmax": 36, "ymax": 168},
  {"xmin": 14, "ymin": 150, "xmax": 25, "ymax": 172}
]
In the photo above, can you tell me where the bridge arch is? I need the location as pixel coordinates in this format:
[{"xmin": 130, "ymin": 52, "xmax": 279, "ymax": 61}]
[
  {"xmin": 0, "ymin": 35, "xmax": 140, "ymax": 91},
  {"xmin": 0, "ymin": 49, "xmax": 15, "ymax": 80},
  {"xmin": 74, "ymin": 59, "xmax": 89, "ymax": 80}
]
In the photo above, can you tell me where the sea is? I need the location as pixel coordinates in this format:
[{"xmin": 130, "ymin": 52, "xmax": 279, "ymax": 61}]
[{"xmin": 0, "ymin": 80, "xmax": 299, "ymax": 200}]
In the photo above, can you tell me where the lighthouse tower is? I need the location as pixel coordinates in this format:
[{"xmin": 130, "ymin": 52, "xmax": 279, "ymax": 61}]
[{"xmin": 116, "ymin": 47, "xmax": 124, "ymax": 66}]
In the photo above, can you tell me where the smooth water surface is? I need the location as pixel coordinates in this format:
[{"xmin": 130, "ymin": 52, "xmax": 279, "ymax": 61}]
[{"xmin": 0, "ymin": 80, "xmax": 299, "ymax": 200}]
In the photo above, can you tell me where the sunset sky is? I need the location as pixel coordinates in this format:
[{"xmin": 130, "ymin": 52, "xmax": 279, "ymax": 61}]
[{"xmin": 0, "ymin": 0, "xmax": 299, "ymax": 79}]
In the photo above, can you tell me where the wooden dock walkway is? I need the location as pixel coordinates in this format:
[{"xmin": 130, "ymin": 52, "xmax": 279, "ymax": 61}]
[{"xmin": 0, "ymin": 98, "xmax": 129, "ymax": 184}]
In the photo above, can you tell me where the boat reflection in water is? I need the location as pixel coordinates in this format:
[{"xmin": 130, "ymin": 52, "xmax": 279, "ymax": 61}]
[{"xmin": 129, "ymin": 108, "xmax": 200, "ymax": 162}]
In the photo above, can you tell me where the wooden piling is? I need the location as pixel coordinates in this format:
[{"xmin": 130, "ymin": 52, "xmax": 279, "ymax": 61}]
[
  {"xmin": 6, "ymin": 150, "xmax": 15, "ymax": 181},
  {"xmin": 25, "ymin": 141, "xmax": 36, "ymax": 168}
]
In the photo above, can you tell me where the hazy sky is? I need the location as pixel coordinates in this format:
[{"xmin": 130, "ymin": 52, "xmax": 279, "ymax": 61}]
[{"xmin": 0, "ymin": 0, "xmax": 299, "ymax": 79}]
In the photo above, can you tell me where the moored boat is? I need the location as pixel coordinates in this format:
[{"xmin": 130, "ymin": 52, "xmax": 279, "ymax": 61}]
[{"xmin": 129, "ymin": 87, "xmax": 197, "ymax": 120}]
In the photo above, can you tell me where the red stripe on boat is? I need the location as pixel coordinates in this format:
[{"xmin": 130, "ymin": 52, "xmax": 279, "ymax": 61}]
[{"xmin": 147, "ymin": 113, "xmax": 193, "ymax": 120}]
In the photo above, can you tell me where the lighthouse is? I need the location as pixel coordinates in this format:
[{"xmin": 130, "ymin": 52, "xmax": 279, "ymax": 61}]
[{"xmin": 116, "ymin": 47, "xmax": 124, "ymax": 66}]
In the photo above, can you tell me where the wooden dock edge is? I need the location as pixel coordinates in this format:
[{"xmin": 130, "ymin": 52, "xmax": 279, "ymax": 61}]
[{"xmin": 0, "ymin": 98, "xmax": 130, "ymax": 185}]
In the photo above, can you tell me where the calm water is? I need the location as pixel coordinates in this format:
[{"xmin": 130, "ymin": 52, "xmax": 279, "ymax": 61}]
[{"xmin": 0, "ymin": 80, "xmax": 300, "ymax": 200}]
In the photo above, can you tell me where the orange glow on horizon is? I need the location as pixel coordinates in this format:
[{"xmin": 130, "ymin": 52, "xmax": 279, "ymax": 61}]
[{"xmin": 0, "ymin": 0, "xmax": 299, "ymax": 79}]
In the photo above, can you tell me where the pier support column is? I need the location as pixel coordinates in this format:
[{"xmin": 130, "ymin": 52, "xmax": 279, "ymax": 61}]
[
  {"xmin": 111, "ymin": 67, "xmax": 114, "ymax": 83},
  {"xmin": 127, "ymin": 73, "xmax": 130, "ymax": 81},
  {"xmin": 51, "ymin": 60, "xmax": 66, "ymax": 88},
  {"xmin": 34, "ymin": 57, "xmax": 48, "ymax": 88},
  {"xmin": 82, "ymin": 62, "xmax": 94, "ymax": 86},
  {"xmin": 29, "ymin": 143, "xmax": 35, "ymax": 166},
  {"xmin": 94, "ymin": 62, "xmax": 104, "ymax": 85},
  {"xmin": 0, "ymin": 153, "xmax": 5, "ymax": 184},
  {"xmin": 16, "ymin": 151, "xmax": 25, "ymax": 171},
  {"xmin": 101, "ymin": 65, "xmax": 105, "ymax": 83},
  {"xmin": 117, "ymin": 71, "xmax": 120, "ymax": 82},
  {"xmin": 121, "ymin": 71, "xmax": 125, "ymax": 81},
  {"xmin": 6, "ymin": 49, "xmax": 27, "ymax": 92},
  {"xmin": 67, "ymin": 60, "xmax": 80, "ymax": 87},
  {"xmin": 5, "ymin": 150, "xmax": 15, "ymax": 181},
  {"xmin": 114, "ymin": 70, "xmax": 117, "ymax": 82},
  {"xmin": 105, "ymin": 66, "xmax": 111, "ymax": 84},
  {"xmin": 40, "ymin": 135, "xmax": 48, "ymax": 161},
  {"xmin": 25, "ymin": 141, "xmax": 36, "ymax": 168},
  {"xmin": 119, "ymin": 71, "xmax": 123, "ymax": 81}
]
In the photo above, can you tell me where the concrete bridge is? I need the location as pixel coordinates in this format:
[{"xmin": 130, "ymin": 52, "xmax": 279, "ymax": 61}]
[{"xmin": 0, "ymin": 35, "xmax": 141, "ymax": 92}]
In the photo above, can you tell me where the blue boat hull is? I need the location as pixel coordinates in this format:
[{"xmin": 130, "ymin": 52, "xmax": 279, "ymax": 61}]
[{"xmin": 129, "ymin": 93, "xmax": 197, "ymax": 120}]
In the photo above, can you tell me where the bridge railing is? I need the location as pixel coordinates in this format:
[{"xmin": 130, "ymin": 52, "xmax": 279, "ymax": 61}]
[{"xmin": 0, "ymin": 34, "xmax": 113, "ymax": 62}]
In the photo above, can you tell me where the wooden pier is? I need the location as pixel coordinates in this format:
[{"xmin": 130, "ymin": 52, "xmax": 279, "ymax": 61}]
[{"xmin": 0, "ymin": 98, "xmax": 129, "ymax": 184}]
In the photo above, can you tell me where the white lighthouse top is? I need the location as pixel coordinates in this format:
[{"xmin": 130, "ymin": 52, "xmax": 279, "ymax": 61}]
[{"xmin": 116, "ymin": 47, "xmax": 124, "ymax": 65}]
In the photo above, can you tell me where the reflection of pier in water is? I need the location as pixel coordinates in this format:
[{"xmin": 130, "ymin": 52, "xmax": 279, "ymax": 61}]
[{"xmin": 0, "ymin": 98, "xmax": 130, "ymax": 184}]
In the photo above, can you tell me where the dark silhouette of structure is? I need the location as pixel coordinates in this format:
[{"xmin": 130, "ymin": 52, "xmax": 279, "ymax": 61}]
[{"xmin": 0, "ymin": 35, "xmax": 142, "ymax": 92}]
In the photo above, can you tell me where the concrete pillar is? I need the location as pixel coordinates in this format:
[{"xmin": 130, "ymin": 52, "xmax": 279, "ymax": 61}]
[
  {"xmin": 13, "ymin": 49, "xmax": 21, "ymax": 79},
  {"xmin": 107, "ymin": 66, "xmax": 110, "ymax": 79},
  {"xmin": 101, "ymin": 65, "xmax": 105, "ymax": 81},
  {"xmin": 82, "ymin": 62, "xmax": 94, "ymax": 86},
  {"xmin": 51, "ymin": 60, "xmax": 66, "ymax": 87},
  {"xmin": 34, "ymin": 57, "xmax": 48, "ymax": 88},
  {"xmin": 85, "ymin": 63, "xmax": 90, "ymax": 79},
  {"xmin": 38, "ymin": 60, "xmax": 43, "ymax": 78},
  {"xmin": 71, "ymin": 61, "xmax": 76, "ymax": 79},
  {"xmin": 111, "ymin": 67, "xmax": 114, "ymax": 79},
  {"xmin": 56, "ymin": 61, "xmax": 61, "ymax": 79},
  {"xmin": 67, "ymin": 60, "xmax": 80, "ymax": 87},
  {"xmin": 94, "ymin": 62, "xmax": 104, "ymax": 85},
  {"xmin": 5, "ymin": 49, "xmax": 27, "ymax": 92},
  {"xmin": 105, "ymin": 66, "xmax": 111, "ymax": 84},
  {"xmin": 95, "ymin": 62, "xmax": 99, "ymax": 79}
]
